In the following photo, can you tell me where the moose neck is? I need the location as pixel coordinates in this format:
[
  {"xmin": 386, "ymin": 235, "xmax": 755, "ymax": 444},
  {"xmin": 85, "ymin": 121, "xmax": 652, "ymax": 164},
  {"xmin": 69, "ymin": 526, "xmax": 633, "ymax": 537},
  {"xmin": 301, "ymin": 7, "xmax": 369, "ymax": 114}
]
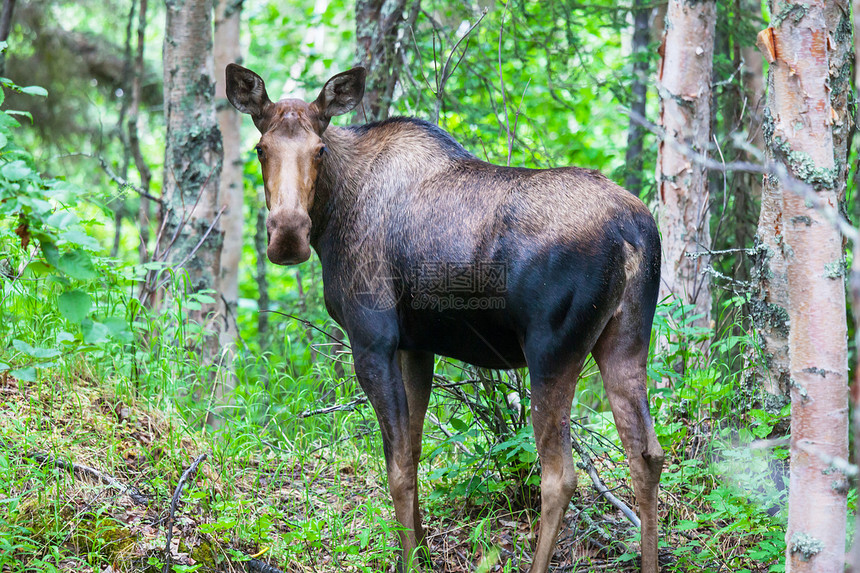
[{"xmin": 306, "ymin": 118, "xmax": 475, "ymax": 261}]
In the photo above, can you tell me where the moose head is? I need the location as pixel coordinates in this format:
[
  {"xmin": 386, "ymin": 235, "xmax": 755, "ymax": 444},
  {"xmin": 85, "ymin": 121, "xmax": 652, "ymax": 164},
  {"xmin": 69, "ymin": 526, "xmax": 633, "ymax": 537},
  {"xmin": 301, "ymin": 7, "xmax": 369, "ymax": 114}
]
[{"xmin": 225, "ymin": 63, "xmax": 367, "ymax": 265}]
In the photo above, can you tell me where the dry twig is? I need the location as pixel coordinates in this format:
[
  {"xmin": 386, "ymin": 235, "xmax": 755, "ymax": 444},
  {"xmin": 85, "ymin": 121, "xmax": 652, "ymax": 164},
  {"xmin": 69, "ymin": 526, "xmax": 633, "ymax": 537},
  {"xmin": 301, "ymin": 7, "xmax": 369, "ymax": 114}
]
[
  {"xmin": 163, "ymin": 452, "xmax": 208, "ymax": 573},
  {"xmin": 24, "ymin": 451, "xmax": 149, "ymax": 506},
  {"xmin": 570, "ymin": 434, "xmax": 641, "ymax": 528}
]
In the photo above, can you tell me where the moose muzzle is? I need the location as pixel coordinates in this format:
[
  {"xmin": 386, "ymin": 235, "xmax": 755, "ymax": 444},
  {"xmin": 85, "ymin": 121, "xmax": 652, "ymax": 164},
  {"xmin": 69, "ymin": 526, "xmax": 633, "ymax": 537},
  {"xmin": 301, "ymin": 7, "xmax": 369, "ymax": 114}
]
[{"xmin": 266, "ymin": 208, "xmax": 312, "ymax": 265}]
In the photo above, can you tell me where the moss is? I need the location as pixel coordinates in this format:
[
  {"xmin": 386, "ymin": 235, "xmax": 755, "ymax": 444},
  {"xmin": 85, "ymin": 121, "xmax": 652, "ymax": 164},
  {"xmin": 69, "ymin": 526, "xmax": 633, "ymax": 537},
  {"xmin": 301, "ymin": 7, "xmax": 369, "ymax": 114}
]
[
  {"xmin": 762, "ymin": 108, "xmax": 775, "ymax": 145},
  {"xmin": 70, "ymin": 519, "xmax": 136, "ymax": 565},
  {"xmin": 771, "ymin": 136, "xmax": 837, "ymax": 190},
  {"xmin": 789, "ymin": 377, "xmax": 808, "ymax": 400},
  {"xmin": 748, "ymin": 299, "xmax": 790, "ymax": 339},
  {"xmin": 832, "ymin": 478, "xmax": 850, "ymax": 494},
  {"xmin": 824, "ymin": 260, "xmax": 846, "ymax": 279},
  {"xmin": 834, "ymin": 13, "xmax": 853, "ymax": 43},
  {"xmin": 772, "ymin": 3, "xmax": 809, "ymax": 28},
  {"xmin": 790, "ymin": 215, "xmax": 812, "ymax": 226},
  {"xmin": 790, "ymin": 532, "xmax": 824, "ymax": 561},
  {"xmin": 189, "ymin": 539, "xmax": 221, "ymax": 569},
  {"xmin": 761, "ymin": 391, "xmax": 789, "ymax": 416}
]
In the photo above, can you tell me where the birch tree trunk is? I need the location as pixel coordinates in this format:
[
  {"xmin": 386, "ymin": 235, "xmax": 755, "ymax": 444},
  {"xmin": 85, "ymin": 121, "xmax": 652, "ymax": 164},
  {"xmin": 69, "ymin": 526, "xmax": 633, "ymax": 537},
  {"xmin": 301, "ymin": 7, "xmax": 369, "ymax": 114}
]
[
  {"xmin": 847, "ymin": 256, "xmax": 860, "ymax": 573},
  {"xmin": 210, "ymin": 0, "xmax": 243, "ymax": 422},
  {"xmin": 655, "ymin": 0, "xmax": 716, "ymax": 353},
  {"xmin": 756, "ymin": 2, "xmax": 849, "ymax": 571},
  {"xmin": 162, "ymin": 0, "xmax": 224, "ymax": 362}
]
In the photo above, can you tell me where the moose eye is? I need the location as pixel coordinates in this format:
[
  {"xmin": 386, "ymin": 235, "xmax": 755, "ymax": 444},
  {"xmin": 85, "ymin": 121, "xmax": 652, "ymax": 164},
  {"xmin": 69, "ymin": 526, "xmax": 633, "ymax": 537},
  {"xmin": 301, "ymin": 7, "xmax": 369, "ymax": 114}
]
[
  {"xmin": 255, "ymin": 145, "xmax": 265, "ymax": 159},
  {"xmin": 317, "ymin": 145, "xmax": 326, "ymax": 159}
]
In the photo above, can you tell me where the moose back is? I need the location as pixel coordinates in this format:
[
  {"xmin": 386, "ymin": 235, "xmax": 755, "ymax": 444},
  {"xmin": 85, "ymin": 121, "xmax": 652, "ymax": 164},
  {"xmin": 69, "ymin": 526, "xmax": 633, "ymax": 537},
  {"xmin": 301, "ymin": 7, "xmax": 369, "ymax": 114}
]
[{"xmin": 226, "ymin": 63, "xmax": 664, "ymax": 573}]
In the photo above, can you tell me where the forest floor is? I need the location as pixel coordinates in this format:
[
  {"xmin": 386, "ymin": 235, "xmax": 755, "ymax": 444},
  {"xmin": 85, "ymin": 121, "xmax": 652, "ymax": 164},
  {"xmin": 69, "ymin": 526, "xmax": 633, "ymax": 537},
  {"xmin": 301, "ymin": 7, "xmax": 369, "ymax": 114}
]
[{"xmin": 0, "ymin": 367, "xmax": 770, "ymax": 573}]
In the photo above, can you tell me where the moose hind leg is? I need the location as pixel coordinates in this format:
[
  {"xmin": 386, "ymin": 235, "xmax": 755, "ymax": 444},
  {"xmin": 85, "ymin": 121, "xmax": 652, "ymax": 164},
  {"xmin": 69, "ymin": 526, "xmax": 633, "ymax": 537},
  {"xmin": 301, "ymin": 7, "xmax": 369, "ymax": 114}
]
[
  {"xmin": 528, "ymin": 363, "xmax": 583, "ymax": 573},
  {"xmin": 398, "ymin": 350, "xmax": 434, "ymax": 560},
  {"xmin": 593, "ymin": 316, "xmax": 664, "ymax": 573}
]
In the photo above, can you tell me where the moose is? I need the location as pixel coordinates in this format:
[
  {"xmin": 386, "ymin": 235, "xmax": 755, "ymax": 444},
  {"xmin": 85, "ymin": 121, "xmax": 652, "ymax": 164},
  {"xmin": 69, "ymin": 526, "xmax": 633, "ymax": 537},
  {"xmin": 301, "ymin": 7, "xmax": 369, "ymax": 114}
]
[{"xmin": 226, "ymin": 63, "xmax": 664, "ymax": 573}]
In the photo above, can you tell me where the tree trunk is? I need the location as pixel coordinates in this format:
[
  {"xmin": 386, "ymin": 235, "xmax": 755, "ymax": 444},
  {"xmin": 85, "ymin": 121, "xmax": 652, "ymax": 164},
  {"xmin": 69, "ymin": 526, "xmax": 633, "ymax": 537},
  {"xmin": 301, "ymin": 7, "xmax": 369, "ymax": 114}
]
[
  {"xmin": 624, "ymin": 0, "xmax": 651, "ymax": 197},
  {"xmin": 162, "ymin": 0, "xmax": 224, "ymax": 361},
  {"xmin": 655, "ymin": 0, "xmax": 716, "ymax": 350},
  {"xmin": 354, "ymin": 0, "xmax": 419, "ymax": 122},
  {"xmin": 847, "ymin": 256, "xmax": 860, "ymax": 573},
  {"xmin": 757, "ymin": 3, "xmax": 849, "ymax": 571},
  {"xmin": 749, "ymin": 0, "xmax": 791, "ymax": 407},
  {"xmin": 0, "ymin": 0, "xmax": 16, "ymax": 77},
  {"xmin": 254, "ymin": 197, "xmax": 269, "ymax": 342},
  {"xmin": 130, "ymin": 0, "xmax": 152, "ymax": 264},
  {"xmin": 211, "ymin": 0, "xmax": 243, "ymax": 416}
]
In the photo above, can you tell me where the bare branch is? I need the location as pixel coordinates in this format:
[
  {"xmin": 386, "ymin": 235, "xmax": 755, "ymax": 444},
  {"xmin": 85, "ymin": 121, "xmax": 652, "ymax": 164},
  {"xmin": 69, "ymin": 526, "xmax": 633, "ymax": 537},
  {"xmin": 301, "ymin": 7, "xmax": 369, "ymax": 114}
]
[
  {"xmin": 300, "ymin": 398, "xmax": 367, "ymax": 418},
  {"xmin": 24, "ymin": 451, "xmax": 149, "ymax": 506},
  {"xmin": 164, "ymin": 452, "xmax": 208, "ymax": 573},
  {"xmin": 570, "ymin": 434, "xmax": 641, "ymax": 528}
]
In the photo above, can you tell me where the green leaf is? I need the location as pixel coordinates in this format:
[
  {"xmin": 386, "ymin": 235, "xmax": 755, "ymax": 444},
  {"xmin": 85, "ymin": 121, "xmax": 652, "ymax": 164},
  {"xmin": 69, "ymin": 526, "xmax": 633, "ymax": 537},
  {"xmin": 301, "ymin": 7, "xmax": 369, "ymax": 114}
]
[
  {"xmin": 46, "ymin": 211, "xmax": 79, "ymax": 229},
  {"xmin": 56, "ymin": 249, "xmax": 98, "ymax": 280},
  {"xmin": 10, "ymin": 367, "xmax": 35, "ymax": 382},
  {"xmin": 19, "ymin": 85, "xmax": 48, "ymax": 97},
  {"xmin": 82, "ymin": 320, "xmax": 110, "ymax": 344},
  {"xmin": 1, "ymin": 160, "xmax": 31, "ymax": 181},
  {"xmin": 56, "ymin": 332, "xmax": 76, "ymax": 344},
  {"xmin": 12, "ymin": 339, "xmax": 60, "ymax": 359},
  {"xmin": 61, "ymin": 229, "xmax": 101, "ymax": 251},
  {"xmin": 103, "ymin": 317, "xmax": 132, "ymax": 343},
  {"xmin": 0, "ymin": 111, "xmax": 20, "ymax": 129},
  {"xmin": 58, "ymin": 290, "xmax": 92, "ymax": 323},
  {"xmin": 6, "ymin": 110, "xmax": 33, "ymax": 122},
  {"xmin": 450, "ymin": 417, "xmax": 469, "ymax": 433}
]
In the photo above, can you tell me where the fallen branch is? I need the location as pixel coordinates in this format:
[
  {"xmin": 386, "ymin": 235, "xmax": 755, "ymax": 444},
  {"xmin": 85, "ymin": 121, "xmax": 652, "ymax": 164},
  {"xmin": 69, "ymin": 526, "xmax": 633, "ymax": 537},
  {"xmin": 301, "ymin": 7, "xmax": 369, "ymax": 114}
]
[
  {"xmin": 244, "ymin": 556, "xmax": 287, "ymax": 573},
  {"xmin": 568, "ymin": 501, "xmax": 632, "ymax": 557},
  {"xmin": 299, "ymin": 397, "xmax": 367, "ymax": 418},
  {"xmin": 570, "ymin": 434, "xmax": 641, "ymax": 528},
  {"xmin": 24, "ymin": 451, "xmax": 149, "ymax": 506},
  {"xmin": 164, "ymin": 452, "xmax": 208, "ymax": 573}
]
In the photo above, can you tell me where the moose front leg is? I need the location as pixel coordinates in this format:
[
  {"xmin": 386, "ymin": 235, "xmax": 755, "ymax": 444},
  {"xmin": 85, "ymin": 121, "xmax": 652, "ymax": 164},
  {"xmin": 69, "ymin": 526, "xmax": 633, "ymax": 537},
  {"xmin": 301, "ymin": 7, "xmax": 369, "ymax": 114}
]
[{"xmin": 354, "ymin": 347, "xmax": 424, "ymax": 571}]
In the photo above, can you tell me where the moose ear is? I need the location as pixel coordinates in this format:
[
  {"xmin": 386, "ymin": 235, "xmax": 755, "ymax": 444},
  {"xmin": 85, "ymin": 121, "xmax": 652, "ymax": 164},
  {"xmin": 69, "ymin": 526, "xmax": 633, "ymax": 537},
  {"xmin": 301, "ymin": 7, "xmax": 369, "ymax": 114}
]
[
  {"xmin": 225, "ymin": 63, "xmax": 272, "ymax": 122},
  {"xmin": 314, "ymin": 67, "xmax": 366, "ymax": 122}
]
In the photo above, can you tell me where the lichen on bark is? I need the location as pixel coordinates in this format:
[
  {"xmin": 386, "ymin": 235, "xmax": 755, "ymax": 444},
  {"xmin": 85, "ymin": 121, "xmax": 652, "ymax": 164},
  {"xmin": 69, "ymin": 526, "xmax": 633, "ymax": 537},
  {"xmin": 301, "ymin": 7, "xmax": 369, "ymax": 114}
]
[{"xmin": 790, "ymin": 532, "xmax": 825, "ymax": 561}]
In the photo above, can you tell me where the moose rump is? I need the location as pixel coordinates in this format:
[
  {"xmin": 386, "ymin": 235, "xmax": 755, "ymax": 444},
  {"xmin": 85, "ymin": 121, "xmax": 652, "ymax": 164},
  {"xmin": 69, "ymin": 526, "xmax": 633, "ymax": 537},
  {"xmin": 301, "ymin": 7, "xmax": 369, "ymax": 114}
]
[{"xmin": 226, "ymin": 63, "xmax": 664, "ymax": 573}]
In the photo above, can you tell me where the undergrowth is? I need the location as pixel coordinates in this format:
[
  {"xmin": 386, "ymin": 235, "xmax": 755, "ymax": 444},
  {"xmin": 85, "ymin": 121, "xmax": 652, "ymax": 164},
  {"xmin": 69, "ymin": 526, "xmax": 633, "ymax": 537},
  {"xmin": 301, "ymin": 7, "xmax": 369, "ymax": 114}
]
[{"xmin": 0, "ymin": 68, "xmax": 829, "ymax": 573}]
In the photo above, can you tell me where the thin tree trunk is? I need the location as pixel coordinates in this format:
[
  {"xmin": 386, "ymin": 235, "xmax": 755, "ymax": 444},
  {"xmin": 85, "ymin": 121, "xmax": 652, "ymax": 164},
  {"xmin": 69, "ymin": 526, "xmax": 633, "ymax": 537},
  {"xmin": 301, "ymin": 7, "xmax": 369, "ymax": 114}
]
[
  {"xmin": 841, "ymin": 3, "xmax": 859, "ymax": 568},
  {"xmin": 847, "ymin": 256, "xmax": 860, "ymax": 572},
  {"xmin": 354, "ymin": 0, "xmax": 419, "ymax": 122},
  {"xmin": 624, "ymin": 0, "xmax": 651, "ymax": 197},
  {"xmin": 130, "ymin": 0, "xmax": 152, "ymax": 264},
  {"xmin": 211, "ymin": 0, "xmax": 243, "ymax": 420},
  {"xmin": 111, "ymin": 0, "xmax": 137, "ymax": 259},
  {"xmin": 750, "ymin": 0, "xmax": 791, "ymax": 403},
  {"xmin": 0, "ymin": 0, "xmax": 16, "ymax": 77},
  {"xmin": 655, "ymin": 0, "xmax": 716, "ymax": 356},
  {"xmin": 254, "ymin": 198, "xmax": 269, "ymax": 341},
  {"xmin": 756, "ymin": 3, "xmax": 849, "ymax": 571},
  {"xmin": 162, "ymin": 0, "xmax": 224, "ymax": 361}
]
